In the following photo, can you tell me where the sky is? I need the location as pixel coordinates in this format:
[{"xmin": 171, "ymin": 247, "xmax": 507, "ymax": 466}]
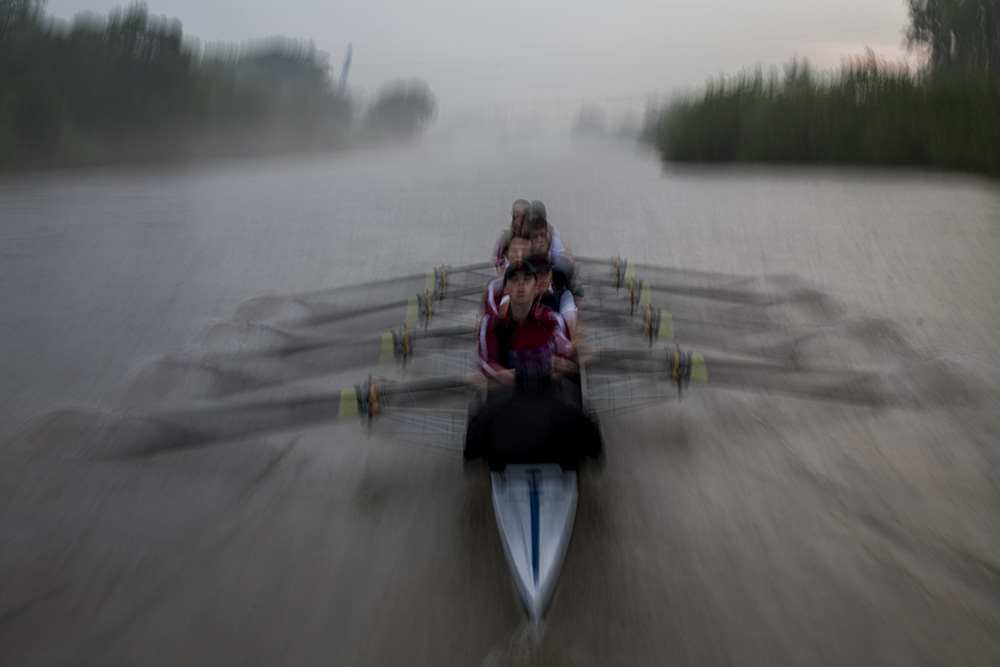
[{"xmin": 44, "ymin": 0, "xmax": 917, "ymax": 123}]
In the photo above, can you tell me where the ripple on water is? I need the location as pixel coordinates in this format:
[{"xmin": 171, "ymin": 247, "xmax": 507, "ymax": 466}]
[{"xmin": 3, "ymin": 408, "xmax": 205, "ymax": 460}]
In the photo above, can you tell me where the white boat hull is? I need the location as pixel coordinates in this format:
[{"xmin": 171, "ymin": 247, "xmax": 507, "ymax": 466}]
[{"xmin": 490, "ymin": 463, "xmax": 578, "ymax": 621}]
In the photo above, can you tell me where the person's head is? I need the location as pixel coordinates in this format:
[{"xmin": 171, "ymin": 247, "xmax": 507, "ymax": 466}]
[
  {"xmin": 525, "ymin": 217, "xmax": 551, "ymax": 256},
  {"xmin": 551, "ymin": 257, "xmax": 577, "ymax": 294},
  {"xmin": 528, "ymin": 200, "xmax": 547, "ymax": 222},
  {"xmin": 507, "ymin": 236, "xmax": 531, "ymax": 266},
  {"xmin": 511, "ymin": 199, "xmax": 530, "ymax": 231},
  {"xmin": 503, "ymin": 260, "xmax": 537, "ymax": 312},
  {"xmin": 527, "ymin": 254, "xmax": 552, "ymax": 295}
]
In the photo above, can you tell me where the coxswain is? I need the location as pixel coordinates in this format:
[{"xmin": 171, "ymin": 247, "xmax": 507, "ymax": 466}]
[
  {"xmin": 464, "ymin": 336, "xmax": 602, "ymax": 470},
  {"xmin": 492, "ymin": 199, "xmax": 531, "ymax": 274},
  {"xmin": 477, "ymin": 260, "xmax": 573, "ymax": 386}
]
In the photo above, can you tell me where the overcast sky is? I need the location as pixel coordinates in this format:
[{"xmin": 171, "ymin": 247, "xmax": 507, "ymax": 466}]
[{"xmin": 45, "ymin": 0, "xmax": 916, "ymax": 120}]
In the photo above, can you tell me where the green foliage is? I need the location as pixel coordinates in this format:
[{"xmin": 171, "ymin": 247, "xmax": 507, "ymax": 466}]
[
  {"xmin": 648, "ymin": 3, "xmax": 999, "ymax": 176},
  {"xmin": 906, "ymin": 0, "xmax": 1000, "ymax": 73},
  {"xmin": 651, "ymin": 53, "xmax": 1000, "ymax": 177},
  {"xmin": 364, "ymin": 79, "xmax": 436, "ymax": 140},
  {"xmin": 0, "ymin": 3, "xmax": 380, "ymax": 170}
]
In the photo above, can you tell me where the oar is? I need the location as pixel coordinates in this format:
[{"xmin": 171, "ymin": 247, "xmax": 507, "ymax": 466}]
[
  {"xmin": 582, "ymin": 304, "xmax": 787, "ymax": 341},
  {"xmin": 587, "ymin": 275, "xmax": 829, "ymax": 308},
  {"xmin": 117, "ymin": 374, "xmax": 483, "ymax": 458},
  {"xmin": 235, "ymin": 323, "xmax": 477, "ymax": 359},
  {"xmin": 577, "ymin": 260, "xmax": 843, "ymax": 337},
  {"xmin": 233, "ymin": 262, "xmax": 496, "ymax": 325},
  {"xmin": 131, "ymin": 323, "xmax": 480, "ymax": 402},
  {"xmin": 177, "ymin": 281, "xmax": 820, "ymax": 403},
  {"xmin": 581, "ymin": 296, "xmax": 828, "ymax": 367},
  {"xmin": 586, "ymin": 346, "xmax": 900, "ymax": 407},
  {"xmin": 289, "ymin": 260, "xmax": 496, "ymax": 301},
  {"xmin": 296, "ymin": 284, "xmax": 486, "ymax": 328},
  {"xmin": 575, "ymin": 255, "xmax": 766, "ymax": 285},
  {"xmin": 575, "ymin": 256, "xmax": 827, "ymax": 303}
]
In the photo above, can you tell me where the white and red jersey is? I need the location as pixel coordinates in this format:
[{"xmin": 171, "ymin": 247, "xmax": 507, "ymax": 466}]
[
  {"xmin": 477, "ymin": 302, "xmax": 572, "ymax": 382},
  {"xmin": 483, "ymin": 276, "xmax": 507, "ymax": 317},
  {"xmin": 539, "ymin": 285, "xmax": 578, "ymax": 326}
]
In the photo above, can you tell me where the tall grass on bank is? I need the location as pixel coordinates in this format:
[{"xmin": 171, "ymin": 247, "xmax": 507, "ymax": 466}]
[{"xmin": 653, "ymin": 55, "xmax": 1000, "ymax": 176}]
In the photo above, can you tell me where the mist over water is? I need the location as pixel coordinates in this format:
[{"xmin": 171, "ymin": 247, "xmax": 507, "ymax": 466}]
[{"xmin": 2, "ymin": 140, "xmax": 1000, "ymax": 665}]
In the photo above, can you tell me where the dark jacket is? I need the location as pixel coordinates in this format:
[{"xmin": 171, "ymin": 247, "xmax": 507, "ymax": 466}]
[{"xmin": 464, "ymin": 380, "xmax": 602, "ymax": 469}]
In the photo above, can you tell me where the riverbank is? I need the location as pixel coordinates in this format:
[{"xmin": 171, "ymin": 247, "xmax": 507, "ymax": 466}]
[{"xmin": 649, "ymin": 62, "xmax": 1000, "ymax": 177}]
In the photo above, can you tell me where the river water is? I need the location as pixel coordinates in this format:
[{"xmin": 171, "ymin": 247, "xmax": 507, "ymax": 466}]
[{"xmin": 2, "ymin": 137, "xmax": 999, "ymax": 665}]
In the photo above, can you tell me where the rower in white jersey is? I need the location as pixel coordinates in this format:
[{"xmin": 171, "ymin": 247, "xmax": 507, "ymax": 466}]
[
  {"xmin": 526, "ymin": 200, "xmax": 566, "ymax": 265},
  {"xmin": 528, "ymin": 253, "xmax": 579, "ymax": 340}
]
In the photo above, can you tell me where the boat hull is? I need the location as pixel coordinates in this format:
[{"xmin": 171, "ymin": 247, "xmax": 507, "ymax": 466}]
[{"xmin": 490, "ymin": 463, "xmax": 578, "ymax": 621}]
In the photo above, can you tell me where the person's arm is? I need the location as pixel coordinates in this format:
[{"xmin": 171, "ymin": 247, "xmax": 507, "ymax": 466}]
[
  {"xmin": 492, "ymin": 229, "xmax": 509, "ymax": 274},
  {"xmin": 483, "ymin": 278, "xmax": 504, "ymax": 316},
  {"xmin": 538, "ymin": 305, "xmax": 578, "ymax": 376},
  {"xmin": 559, "ymin": 290, "xmax": 579, "ymax": 338},
  {"xmin": 477, "ymin": 314, "xmax": 515, "ymax": 385},
  {"xmin": 548, "ymin": 224, "xmax": 566, "ymax": 260},
  {"xmin": 539, "ymin": 307, "xmax": 573, "ymax": 358}
]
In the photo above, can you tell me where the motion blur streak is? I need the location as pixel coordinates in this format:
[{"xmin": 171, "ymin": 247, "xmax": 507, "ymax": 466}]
[{"xmin": 2, "ymin": 138, "xmax": 1000, "ymax": 665}]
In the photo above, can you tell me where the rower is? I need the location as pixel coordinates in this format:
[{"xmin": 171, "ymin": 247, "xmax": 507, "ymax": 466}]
[
  {"xmin": 525, "ymin": 216, "xmax": 584, "ymax": 300},
  {"xmin": 492, "ymin": 199, "xmax": 531, "ymax": 274},
  {"xmin": 525, "ymin": 213, "xmax": 564, "ymax": 267},
  {"xmin": 528, "ymin": 253, "xmax": 579, "ymax": 339},
  {"xmin": 477, "ymin": 260, "xmax": 573, "ymax": 386},
  {"xmin": 485, "ymin": 235, "xmax": 530, "ymax": 317},
  {"xmin": 526, "ymin": 200, "xmax": 566, "ymax": 264}
]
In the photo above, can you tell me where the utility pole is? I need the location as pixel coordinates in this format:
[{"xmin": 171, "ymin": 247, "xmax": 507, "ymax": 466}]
[{"xmin": 336, "ymin": 43, "xmax": 352, "ymax": 96}]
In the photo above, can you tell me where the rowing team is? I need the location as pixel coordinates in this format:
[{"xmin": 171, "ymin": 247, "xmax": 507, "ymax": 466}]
[{"xmin": 466, "ymin": 199, "xmax": 601, "ymax": 469}]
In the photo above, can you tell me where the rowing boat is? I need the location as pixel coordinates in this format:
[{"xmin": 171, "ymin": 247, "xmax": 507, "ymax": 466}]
[
  {"xmin": 491, "ymin": 463, "xmax": 577, "ymax": 622},
  {"xmin": 102, "ymin": 255, "xmax": 914, "ymax": 622}
]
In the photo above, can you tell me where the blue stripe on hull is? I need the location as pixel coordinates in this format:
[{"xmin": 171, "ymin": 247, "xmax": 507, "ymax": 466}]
[{"xmin": 530, "ymin": 474, "xmax": 540, "ymax": 587}]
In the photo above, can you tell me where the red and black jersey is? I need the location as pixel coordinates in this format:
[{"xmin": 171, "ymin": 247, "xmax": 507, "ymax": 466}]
[{"xmin": 477, "ymin": 302, "xmax": 571, "ymax": 382}]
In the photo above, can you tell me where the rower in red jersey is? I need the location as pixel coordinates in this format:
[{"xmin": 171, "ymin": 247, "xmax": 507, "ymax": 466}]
[{"xmin": 477, "ymin": 260, "xmax": 572, "ymax": 386}]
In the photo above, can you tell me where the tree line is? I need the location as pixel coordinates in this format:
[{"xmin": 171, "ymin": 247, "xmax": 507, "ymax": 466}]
[
  {"xmin": 646, "ymin": 0, "xmax": 1000, "ymax": 176},
  {"xmin": 0, "ymin": 1, "xmax": 437, "ymax": 170}
]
